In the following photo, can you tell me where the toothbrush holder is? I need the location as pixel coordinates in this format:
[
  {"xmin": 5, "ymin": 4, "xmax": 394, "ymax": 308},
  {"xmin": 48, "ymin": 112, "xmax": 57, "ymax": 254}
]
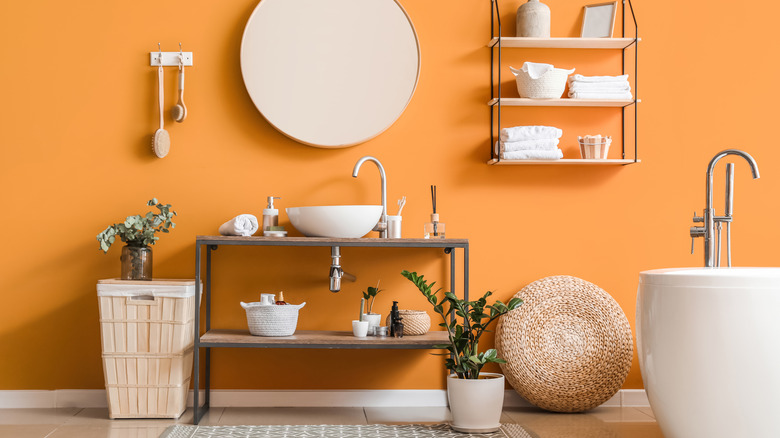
[{"xmin": 387, "ymin": 215, "xmax": 402, "ymax": 238}]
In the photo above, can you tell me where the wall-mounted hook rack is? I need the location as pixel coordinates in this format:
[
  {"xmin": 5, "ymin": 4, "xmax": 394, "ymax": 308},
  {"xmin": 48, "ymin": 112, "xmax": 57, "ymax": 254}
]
[{"xmin": 149, "ymin": 51, "xmax": 194, "ymax": 67}]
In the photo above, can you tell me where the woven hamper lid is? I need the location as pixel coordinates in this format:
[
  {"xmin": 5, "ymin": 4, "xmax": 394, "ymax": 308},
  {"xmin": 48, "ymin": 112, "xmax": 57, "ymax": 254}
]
[{"xmin": 496, "ymin": 275, "xmax": 633, "ymax": 413}]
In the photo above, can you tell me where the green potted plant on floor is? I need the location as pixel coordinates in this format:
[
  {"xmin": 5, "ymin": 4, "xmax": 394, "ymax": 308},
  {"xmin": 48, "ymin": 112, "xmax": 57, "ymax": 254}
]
[
  {"xmin": 401, "ymin": 270, "xmax": 522, "ymax": 433},
  {"xmin": 97, "ymin": 198, "xmax": 176, "ymax": 280}
]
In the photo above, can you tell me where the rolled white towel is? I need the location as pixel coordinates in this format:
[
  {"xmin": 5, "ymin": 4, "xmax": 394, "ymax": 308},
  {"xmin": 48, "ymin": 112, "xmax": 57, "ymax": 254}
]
[
  {"xmin": 495, "ymin": 139, "xmax": 560, "ymax": 155},
  {"xmin": 568, "ymin": 74, "xmax": 629, "ymax": 83},
  {"xmin": 568, "ymin": 90, "xmax": 633, "ymax": 99},
  {"xmin": 219, "ymin": 214, "xmax": 259, "ymax": 237},
  {"xmin": 500, "ymin": 125, "xmax": 562, "ymax": 142},
  {"xmin": 502, "ymin": 149, "xmax": 563, "ymax": 160},
  {"xmin": 568, "ymin": 81, "xmax": 630, "ymax": 92}
]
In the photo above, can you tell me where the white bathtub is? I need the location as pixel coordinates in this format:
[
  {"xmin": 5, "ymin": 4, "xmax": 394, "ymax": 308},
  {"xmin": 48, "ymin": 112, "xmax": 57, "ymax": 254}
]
[{"xmin": 637, "ymin": 267, "xmax": 780, "ymax": 438}]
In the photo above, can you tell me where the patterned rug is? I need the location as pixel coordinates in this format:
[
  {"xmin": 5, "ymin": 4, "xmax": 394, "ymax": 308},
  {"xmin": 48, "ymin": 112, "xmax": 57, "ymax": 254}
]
[{"xmin": 160, "ymin": 424, "xmax": 533, "ymax": 438}]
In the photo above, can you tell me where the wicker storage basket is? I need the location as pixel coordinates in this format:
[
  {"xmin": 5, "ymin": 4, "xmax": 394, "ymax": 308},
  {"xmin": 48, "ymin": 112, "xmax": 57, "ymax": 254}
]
[
  {"xmin": 97, "ymin": 279, "xmax": 199, "ymax": 419},
  {"xmin": 241, "ymin": 302, "xmax": 306, "ymax": 336},
  {"xmin": 385, "ymin": 310, "xmax": 430, "ymax": 336},
  {"xmin": 495, "ymin": 276, "xmax": 633, "ymax": 413},
  {"xmin": 511, "ymin": 65, "xmax": 574, "ymax": 99}
]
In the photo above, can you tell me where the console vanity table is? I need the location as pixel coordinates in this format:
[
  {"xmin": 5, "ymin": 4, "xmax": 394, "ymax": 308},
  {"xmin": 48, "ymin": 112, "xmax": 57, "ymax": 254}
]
[{"xmin": 192, "ymin": 236, "xmax": 470, "ymax": 424}]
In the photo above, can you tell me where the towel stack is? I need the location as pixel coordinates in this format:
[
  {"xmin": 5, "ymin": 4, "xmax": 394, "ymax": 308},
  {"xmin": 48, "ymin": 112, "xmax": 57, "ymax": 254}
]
[
  {"xmin": 495, "ymin": 125, "xmax": 563, "ymax": 160},
  {"xmin": 567, "ymin": 74, "xmax": 632, "ymax": 99}
]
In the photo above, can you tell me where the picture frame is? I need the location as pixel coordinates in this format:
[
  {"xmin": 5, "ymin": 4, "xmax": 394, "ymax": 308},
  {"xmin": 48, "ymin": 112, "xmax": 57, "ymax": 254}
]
[{"xmin": 581, "ymin": 1, "xmax": 617, "ymax": 38}]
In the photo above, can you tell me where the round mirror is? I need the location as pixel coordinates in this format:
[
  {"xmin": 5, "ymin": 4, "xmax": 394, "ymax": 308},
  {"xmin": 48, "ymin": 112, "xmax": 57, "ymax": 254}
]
[{"xmin": 241, "ymin": 0, "xmax": 421, "ymax": 148}]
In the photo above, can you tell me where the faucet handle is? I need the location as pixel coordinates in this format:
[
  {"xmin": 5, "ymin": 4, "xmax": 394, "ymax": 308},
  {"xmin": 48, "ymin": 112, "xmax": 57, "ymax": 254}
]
[
  {"xmin": 692, "ymin": 211, "xmax": 704, "ymax": 223},
  {"xmin": 690, "ymin": 226, "xmax": 705, "ymax": 254}
]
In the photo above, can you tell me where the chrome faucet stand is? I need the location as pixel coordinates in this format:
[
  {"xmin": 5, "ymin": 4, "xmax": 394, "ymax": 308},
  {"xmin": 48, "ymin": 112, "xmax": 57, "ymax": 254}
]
[
  {"xmin": 352, "ymin": 156, "xmax": 388, "ymax": 238},
  {"xmin": 690, "ymin": 149, "xmax": 759, "ymax": 267}
]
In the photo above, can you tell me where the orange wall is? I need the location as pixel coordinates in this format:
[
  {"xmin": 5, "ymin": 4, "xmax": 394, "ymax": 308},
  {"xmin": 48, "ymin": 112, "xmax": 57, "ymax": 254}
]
[{"xmin": 2, "ymin": 0, "xmax": 780, "ymax": 392}]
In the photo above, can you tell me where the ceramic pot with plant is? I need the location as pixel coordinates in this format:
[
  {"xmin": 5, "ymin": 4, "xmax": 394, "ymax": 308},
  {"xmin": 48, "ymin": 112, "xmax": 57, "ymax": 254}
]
[
  {"xmin": 96, "ymin": 198, "xmax": 176, "ymax": 280},
  {"xmin": 401, "ymin": 270, "xmax": 522, "ymax": 433},
  {"xmin": 361, "ymin": 282, "xmax": 383, "ymax": 334}
]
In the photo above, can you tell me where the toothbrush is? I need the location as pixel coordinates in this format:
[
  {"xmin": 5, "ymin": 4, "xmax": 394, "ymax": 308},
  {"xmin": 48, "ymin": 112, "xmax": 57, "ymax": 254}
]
[
  {"xmin": 359, "ymin": 298, "xmax": 365, "ymax": 321},
  {"xmin": 397, "ymin": 196, "xmax": 406, "ymax": 216}
]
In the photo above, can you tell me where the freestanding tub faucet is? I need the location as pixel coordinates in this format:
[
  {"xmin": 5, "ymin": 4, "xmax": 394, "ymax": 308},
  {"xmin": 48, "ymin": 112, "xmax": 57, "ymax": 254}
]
[
  {"xmin": 352, "ymin": 156, "xmax": 388, "ymax": 238},
  {"xmin": 690, "ymin": 149, "xmax": 759, "ymax": 267}
]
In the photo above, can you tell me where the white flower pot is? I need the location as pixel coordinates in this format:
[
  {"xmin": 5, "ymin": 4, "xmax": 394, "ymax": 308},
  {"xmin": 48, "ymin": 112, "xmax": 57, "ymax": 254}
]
[
  {"xmin": 361, "ymin": 313, "xmax": 382, "ymax": 335},
  {"xmin": 447, "ymin": 373, "xmax": 505, "ymax": 433}
]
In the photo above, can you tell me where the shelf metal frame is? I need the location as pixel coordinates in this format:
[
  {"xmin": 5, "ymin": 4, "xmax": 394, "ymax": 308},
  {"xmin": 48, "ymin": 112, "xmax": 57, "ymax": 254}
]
[
  {"xmin": 192, "ymin": 236, "xmax": 470, "ymax": 424},
  {"xmin": 489, "ymin": 0, "xmax": 639, "ymax": 165}
]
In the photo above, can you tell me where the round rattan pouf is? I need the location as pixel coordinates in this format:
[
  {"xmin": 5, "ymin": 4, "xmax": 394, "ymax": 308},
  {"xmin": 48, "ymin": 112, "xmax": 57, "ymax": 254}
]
[{"xmin": 496, "ymin": 276, "xmax": 633, "ymax": 413}]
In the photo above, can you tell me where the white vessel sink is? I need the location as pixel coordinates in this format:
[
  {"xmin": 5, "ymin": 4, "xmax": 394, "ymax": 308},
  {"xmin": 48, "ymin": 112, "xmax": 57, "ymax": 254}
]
[{"xmin": 286, "ymin": 205, "xmax": 382, "ymax": 238}]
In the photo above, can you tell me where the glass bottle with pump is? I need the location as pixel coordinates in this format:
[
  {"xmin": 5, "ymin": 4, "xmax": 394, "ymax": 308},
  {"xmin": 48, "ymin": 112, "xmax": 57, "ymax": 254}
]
[{"xmin": 263, "ymin": 196, "xmax": 281, "ymax": 234}]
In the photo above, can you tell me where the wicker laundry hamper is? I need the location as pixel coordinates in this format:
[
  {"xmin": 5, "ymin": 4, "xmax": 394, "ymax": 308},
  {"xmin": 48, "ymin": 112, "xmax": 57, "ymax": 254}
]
[
  {"xmin": 495, "ymin": 276, "xmax": 633, "ymax": 413},
  {"xmin": 385, "ymin": 310, "xmax": 430, "ymax": 335}
]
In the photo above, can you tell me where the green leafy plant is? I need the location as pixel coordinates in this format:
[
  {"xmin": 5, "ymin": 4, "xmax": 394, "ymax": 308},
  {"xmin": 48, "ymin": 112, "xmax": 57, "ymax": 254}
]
[
  {"xmin": 362, "ymin": 281, "xmax": 384, "ymax": 314},
  {"xmin": 401, "ymin": 270, "xmax": 522, "ymax": 379},
  {"xmin": 96, "ymin": 198, "xmax": 176, "ymax": 253}
]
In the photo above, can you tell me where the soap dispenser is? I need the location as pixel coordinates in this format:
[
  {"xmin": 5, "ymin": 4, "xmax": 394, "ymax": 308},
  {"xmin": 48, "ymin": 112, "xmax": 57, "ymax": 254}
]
[{"xmin": 263, "ymin": 196, "xmax": 281, "ymax": 233}]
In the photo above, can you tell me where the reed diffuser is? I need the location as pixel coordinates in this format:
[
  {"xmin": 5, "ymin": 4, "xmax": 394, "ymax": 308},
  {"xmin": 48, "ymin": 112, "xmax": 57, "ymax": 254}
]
[{"xmin": 424, "ymin": 185, "xmax": 445, "ymax": 239}]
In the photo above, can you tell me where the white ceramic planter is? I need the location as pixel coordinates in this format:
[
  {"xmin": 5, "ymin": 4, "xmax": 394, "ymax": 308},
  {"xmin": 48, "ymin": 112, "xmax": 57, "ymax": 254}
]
[
  {"xmin": 447, "ymin": 373, "xmax": 505, "ymax": 433},
  {"xmin": 361, "ymin": 313, "xmax": 382, "ymax": 335}
]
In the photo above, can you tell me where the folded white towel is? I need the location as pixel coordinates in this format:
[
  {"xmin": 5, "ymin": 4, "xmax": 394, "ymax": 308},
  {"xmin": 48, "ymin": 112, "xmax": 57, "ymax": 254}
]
[
  {"xmin": 568, "ymin": 91, "xmax": 633, "ymax": 99},
  {"xmin": 568, "ymin": 74, "xmax": 629, "ymax": 83},
  {"xmin": 568, "ymin": 81, "xmax": 630, "ymax": 92},
  {"xmin": 219, "ymin": 214, "xmax": 259, "ymax": 237},
  {"xmin": 495, "ymin": 139, "xmax": 560, "ymax": 155},
  {"xmin": 500, "ymin": 125, "xmax": 562, "ymax": 142},
  {"xmin": 502, "ymin": 149, "xmax": 563, "ymax": 160}
]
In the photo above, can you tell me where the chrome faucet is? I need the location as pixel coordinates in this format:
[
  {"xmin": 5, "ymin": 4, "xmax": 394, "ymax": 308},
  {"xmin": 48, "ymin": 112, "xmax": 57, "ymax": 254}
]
[
  {"xmin": 690, "ymin": 149, "xmax": 760, "ymax": 267},
  {"xmin": 352, "ymin": 156, "xmax": 388, "ymax": 238}
]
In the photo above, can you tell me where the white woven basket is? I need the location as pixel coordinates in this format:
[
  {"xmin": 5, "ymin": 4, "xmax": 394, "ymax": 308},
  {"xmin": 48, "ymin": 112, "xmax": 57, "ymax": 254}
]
[
  {"xmin": 241, "ymin": 302, "xmax": 306, "ymax": 336},
  {"xmin": 511, "ymin": 66, "xmax": 573, "ymax": 99}
]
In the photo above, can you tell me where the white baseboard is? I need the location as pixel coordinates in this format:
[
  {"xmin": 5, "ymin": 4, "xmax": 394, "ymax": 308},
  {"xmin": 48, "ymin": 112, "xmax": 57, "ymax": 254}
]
[{"xmin": 0, "ymin": 389, "xmax": 649, "ymax": 409}]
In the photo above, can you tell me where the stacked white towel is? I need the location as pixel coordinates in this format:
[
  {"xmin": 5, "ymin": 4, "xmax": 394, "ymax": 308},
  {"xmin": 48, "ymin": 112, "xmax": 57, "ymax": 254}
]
[
  {"xmin": 219, "ymin": 214, "xmax": 259, "ymax": 237},
  {"xmin": 496, "ymin": 125, "xmax": 564, "ymax": 160},
  {"xmin": 567, "ymin": 74, "xmax": 632, "ymax": 99}
]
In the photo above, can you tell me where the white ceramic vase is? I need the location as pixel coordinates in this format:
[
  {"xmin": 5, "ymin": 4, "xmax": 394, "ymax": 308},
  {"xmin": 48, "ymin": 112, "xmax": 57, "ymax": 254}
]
[
  {"xmin": 361, "ymin": 313, "xmax": 382, "ymax": 335},
  {"xmin": 447, "ymin": 373, "xmax": 505, "ymax": 433},
  {"xmin": 516, "ymin": 0, "xmax": 550, "ymax": 38}
]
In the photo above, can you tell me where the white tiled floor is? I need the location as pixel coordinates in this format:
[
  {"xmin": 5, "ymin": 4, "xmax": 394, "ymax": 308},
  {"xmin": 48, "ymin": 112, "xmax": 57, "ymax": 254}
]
[{"xmin": 0, "ymin": 406, "xmax": 663, "ymax": 437}]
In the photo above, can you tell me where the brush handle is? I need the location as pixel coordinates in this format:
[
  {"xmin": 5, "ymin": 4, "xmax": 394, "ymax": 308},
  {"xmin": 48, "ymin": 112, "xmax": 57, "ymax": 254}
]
[{"xmin": 158, "ymin": 64, "xmax": 165, "ymax": 129}]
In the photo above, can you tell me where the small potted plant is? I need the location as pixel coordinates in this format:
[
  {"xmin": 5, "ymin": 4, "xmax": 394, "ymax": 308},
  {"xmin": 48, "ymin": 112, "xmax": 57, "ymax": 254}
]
[
  {"xmin": 401, "ymin": 270, "xmax": 522, "ymax": 433},
  {"xmin": 361, "ymin": 281, "xmax": 384, "ymax": 335},
  {"xmin": 96, "ymin": 198, "xmax": 176, "ymax": 280}
]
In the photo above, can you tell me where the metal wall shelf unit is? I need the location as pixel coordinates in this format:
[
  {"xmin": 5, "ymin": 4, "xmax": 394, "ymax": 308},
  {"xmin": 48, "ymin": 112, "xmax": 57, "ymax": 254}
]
[
  {"xmin": 192, "ymin": 236, "xmax": 470, "ymax": 424},
  {"xmin": 489, "ymin": 0, "xmax": 639, "ymax": 166}
]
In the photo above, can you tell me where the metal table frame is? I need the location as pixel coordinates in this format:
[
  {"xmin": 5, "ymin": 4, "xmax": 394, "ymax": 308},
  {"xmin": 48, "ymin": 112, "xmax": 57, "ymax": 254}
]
[{"xmin": 192, "ymin": 236, "xmax": 469, "ymax": 424}]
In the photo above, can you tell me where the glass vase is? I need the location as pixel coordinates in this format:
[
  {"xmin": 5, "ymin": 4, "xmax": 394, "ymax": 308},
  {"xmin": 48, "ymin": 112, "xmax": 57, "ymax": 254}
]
[{"xmin": 120, "ymin": 245, "xmax": 153, "ymax": 280}]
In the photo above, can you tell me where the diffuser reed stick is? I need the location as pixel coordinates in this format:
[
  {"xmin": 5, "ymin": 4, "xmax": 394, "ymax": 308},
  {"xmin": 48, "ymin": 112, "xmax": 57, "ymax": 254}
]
[{"xmin": 431, "ymin": 185, "xmax": 438, "ymax": 236}]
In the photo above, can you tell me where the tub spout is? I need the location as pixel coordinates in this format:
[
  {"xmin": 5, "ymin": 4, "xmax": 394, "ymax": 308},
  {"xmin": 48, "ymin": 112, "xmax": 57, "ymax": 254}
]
[{"xmin": 697, "ymin": 149, "xmax": 760, "ymax": 267}]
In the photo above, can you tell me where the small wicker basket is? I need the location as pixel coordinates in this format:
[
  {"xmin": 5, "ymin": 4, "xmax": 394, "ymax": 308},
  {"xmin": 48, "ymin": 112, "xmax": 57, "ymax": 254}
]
[
  {"xmin": 386, "ymin": 310, "xmax": 431, "ymax": 336},
  {"xmin": 511, "ymin": 65, "xmax": 574, "ymax": 99},
  {"xmin": 240, "ymin": 302, "xmax": 306, "ymax": 337}
]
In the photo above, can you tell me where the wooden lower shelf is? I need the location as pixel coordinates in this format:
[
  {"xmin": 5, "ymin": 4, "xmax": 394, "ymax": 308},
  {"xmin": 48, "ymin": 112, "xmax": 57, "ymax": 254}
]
[
  {"xmin": 488, "ymin": 158, "xmax": 639, "ymax": 166},
  {"xmin": 200, "ymin": 329, "xmax": 449, "ymax": 349}
]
